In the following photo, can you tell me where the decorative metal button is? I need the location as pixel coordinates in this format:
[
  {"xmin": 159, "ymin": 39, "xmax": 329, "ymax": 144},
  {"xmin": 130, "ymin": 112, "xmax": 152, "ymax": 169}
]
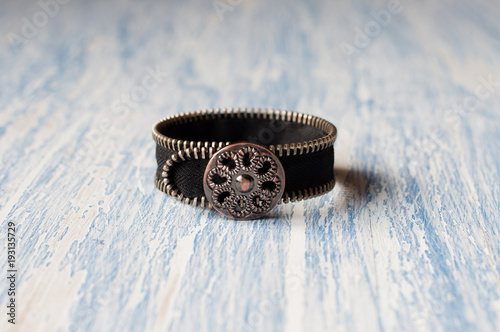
[{"xmin": 203, "ymin": 143, "xmax": 285, "ymax": 220}]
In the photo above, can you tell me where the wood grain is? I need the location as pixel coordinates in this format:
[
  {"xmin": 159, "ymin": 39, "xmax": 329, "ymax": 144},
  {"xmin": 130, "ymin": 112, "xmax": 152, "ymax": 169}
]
[{"xmin": 1, "ymin": 0, "xmax": 499, "ymax": 331}]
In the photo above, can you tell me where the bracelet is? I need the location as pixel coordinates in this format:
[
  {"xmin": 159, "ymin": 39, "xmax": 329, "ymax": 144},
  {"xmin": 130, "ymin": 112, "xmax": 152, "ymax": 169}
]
[{"xmin": 152, "ymin": 108, "xmax": 337, "ymax": 220}]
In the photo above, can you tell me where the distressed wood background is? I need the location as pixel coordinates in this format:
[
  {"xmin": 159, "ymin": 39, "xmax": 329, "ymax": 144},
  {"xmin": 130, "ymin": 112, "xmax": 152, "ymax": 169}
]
[{"xmin": 1, "ymin": 0, "xmax": 499, "ymax": 331}]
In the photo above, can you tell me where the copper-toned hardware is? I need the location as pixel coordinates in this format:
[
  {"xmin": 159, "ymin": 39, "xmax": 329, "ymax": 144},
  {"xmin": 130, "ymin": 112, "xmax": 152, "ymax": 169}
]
[{"xmin": 203, "ymin": 142, "xmax": 285, "ymax": 220}]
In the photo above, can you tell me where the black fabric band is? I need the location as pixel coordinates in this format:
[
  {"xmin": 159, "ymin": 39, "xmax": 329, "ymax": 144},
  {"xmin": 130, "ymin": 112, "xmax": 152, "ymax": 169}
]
[
  {"xmin": 155, "ymin": 118, "xmax": 325, "ymax": 146},
  {"xmin": 156, "ymin": 144, "xmax": 334, "ymax": 199},
  {"xmin": 154, "ymin": 117, "xmax": 335, "ymax": 200}
]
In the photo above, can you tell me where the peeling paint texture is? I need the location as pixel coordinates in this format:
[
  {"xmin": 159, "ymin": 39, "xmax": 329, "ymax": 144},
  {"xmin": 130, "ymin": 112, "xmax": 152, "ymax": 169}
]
[{"xmin": 1, "ymin": 0, "xmax": 499, "ymax": 331}]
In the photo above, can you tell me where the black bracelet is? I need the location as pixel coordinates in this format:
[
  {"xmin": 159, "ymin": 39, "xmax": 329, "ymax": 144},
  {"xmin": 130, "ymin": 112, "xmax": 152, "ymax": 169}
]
[{"xmin": 152, "ymin": 108, "xmax": 337, "ymax": 220}]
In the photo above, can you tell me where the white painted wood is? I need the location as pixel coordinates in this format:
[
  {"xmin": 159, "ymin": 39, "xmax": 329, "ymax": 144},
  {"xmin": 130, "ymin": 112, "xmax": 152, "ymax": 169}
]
[{"xmin": 1, "ymin": 0, "xmax": 499, "ymax": 331}]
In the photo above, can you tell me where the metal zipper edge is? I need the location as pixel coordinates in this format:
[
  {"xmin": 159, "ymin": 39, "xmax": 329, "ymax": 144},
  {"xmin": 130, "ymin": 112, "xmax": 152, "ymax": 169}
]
[
  {"xmin": 152, "ymin": 108, "xmax": 337, "ymax": 158},
  {"xmin": 154, "ymin": 147, "xmax": 336, "ymax": 208}
]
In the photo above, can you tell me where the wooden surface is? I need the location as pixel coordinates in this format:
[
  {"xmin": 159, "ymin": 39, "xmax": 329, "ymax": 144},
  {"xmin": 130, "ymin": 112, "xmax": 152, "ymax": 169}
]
[{"xmin": 1, "ymin": 0, "xmax": 499, "ymax": 331}]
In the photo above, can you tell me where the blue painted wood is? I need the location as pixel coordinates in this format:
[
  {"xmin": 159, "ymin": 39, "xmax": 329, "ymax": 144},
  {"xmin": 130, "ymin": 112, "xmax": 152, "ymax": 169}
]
[{"xmin": 1, "ymin": 0, "xmax": 499, "ymax": 331}]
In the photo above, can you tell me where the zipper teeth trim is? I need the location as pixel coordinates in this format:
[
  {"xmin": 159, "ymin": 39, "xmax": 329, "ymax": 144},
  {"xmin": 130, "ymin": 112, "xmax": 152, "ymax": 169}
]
[
  {"xmin": 155, "ymin": 147, "xmax": 213, "ymax": 208},
  {"xmin": 152, "ymin": 108, "xmax": 337, "ymax": 158},
  {"xmin": 155, "ymin": 147, "xmax": 336, "ymax": 207},
  {"xmin": 280, "ymin": 178, "xmax": 336, "ymax": 204}
]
